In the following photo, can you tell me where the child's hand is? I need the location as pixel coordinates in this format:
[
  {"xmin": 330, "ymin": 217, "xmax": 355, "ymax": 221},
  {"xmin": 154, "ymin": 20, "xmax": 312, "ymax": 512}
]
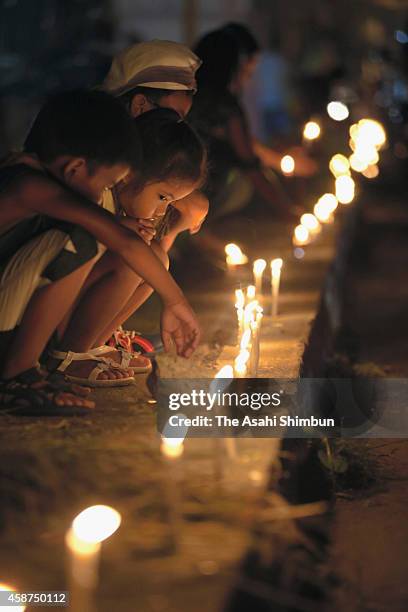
[
  {"xmin": 161, "ymin": 300, "xmax": 201, "ymax": 358},
  {"xmin": 119, "ymin": 216, "xmax": 156, "ymax": 244}
]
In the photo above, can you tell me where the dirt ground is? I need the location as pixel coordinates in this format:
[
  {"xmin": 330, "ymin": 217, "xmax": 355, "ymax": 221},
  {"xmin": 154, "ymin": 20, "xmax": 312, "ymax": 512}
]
[{"xmin": 327, "ymin": 176, "xmax": 408, "ymax": 612}]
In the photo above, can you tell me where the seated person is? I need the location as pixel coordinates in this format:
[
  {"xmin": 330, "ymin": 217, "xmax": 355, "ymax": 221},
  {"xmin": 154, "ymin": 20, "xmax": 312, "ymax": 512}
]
[
  {"xmin": 99, "ymin": 108, "xmax": 208, "ymax": 354},
  {"xmin": 0, "ymin": 90, "xmax": 200, "ymax": 415}
]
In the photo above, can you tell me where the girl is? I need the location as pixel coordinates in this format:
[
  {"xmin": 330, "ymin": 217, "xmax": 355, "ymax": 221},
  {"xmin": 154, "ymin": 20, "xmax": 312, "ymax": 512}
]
[{"xmin": 79, "ymin": 107, "xmax": 208, "ymax": 358}]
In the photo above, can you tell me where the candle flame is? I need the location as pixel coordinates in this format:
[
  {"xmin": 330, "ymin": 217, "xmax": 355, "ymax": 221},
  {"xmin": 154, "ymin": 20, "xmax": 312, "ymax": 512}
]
[
  {"xmin": 246, "ymin": 285, "xmax": 256, "ymax": 299},
  {"xmin": 335, "ymin": 175, "xmax": 355, "ymax": 204},
  {"xmin": 300, "ymin": 213, "xmax": 320, "ymax": 233},
  {"xmin": 253, "ymin": 259, "xmax": 267, "ymax": 275},
  {"xmin": 240, "ymin": 329, "xmax": 251, "ymax": 350},
  {"xmin": 225, "ymin": 243, "xmax": 248, "ymax": 265},
  {"xmin": 161, "ymin": 437, "xmax": 184, "ymax": 459},
  {"xmin": 303, "ymin": 121, "xmax": 321, "ymax": 140},
  {"xmin": 327, "ymin": 101, "xmax": 349, "ymax": 121},
  {"xmin": 362, "ymin": 164, "xmax": 379, "ymax": 179},
  {"xmin": 329, "ymin": 153, "xmax": 350, "ymax": 177},
  {"xmin": 293, "ymin": 224, "xmax": 310, "ymax": 246},
  {"xmin": 280, "ymin": 155, "xmax": 295, "ymax": 174},
  {"xmin": 271, "ymin": 258, "xmax": 283, "ymax": 276},
  {"xmin": 71, "ymin": 505, "xmax": 121, "ymax": 545}
]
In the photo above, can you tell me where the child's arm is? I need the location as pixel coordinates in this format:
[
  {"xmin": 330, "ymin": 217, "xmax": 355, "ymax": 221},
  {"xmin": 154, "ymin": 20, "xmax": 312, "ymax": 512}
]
[{"xmin": 14, "ymin": 173, "xmax": 200, "ymax": 356}]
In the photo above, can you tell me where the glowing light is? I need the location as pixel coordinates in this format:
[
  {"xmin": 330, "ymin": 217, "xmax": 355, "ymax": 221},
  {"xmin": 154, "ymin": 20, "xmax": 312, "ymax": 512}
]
[
  {"xmin": 293, "ymin": 225, "xmax": 310, "ymax": 246},
  {"xmin": 318, "ymin": 193, "xmax": 339, "ymax": 213},
  {"xmin": 335, "ymin": 175, "xmax": 355, "ymax": 204},
  {"xmin": 270, "ymin": 258, "xmax": 283, "ymax": 277},
  {"xmin": 300, "ymin": 213, "xmax": 320, "ymax": 233},
  {"xmin": 240, "ymin": 329, "xmax": 251, "ymax": 351},
  {"xmin": 362, "ymin": 164, "xmax": 379, "ymax": 179},
  {"xmin": 161, "ymin": 437, "xmax": 184, "ymax": 459},
  {"xmin": 253, "ymin": 259, "xmax": 267, "ymax": 276},
  {"xmin": 225, "ymin": 243, "xmax": 248, "ymax": 265},
  {"xmin": 0, "ymin": 583, "xmax": 26, "ymax": 612},
  {"xmin": 215, "ymin": 365, "xmax": 234, "ymax": 379},
  {"xmin": 349, "ymin": 153, "xmax": 369, "ymax": 172},
  {"xmin": 234, "ymin": 349, "xmax": 250, "ymax": 377},
  {"xmin": 329, "ymin": 154, "xmax": 350, "ymax": 177},
  {"xmin": 71, "ymin": 505, "xmax": 121, "ymax": 545},
  {"xmin": 280, "ymin": 155, "xmax": 295, "ymax": 174},
  {"xmin": 247, "ymin": 285, "xmax": 256, "ymax": 300},
  {"xmin": 235, "ymin": 288, "xmax": 245, "ymax": 309},
  {"xmin": 303, "ymin": 121, "xmax": 321, "ymax": 140},
  {"xmin": 357, "ymin": 119, "xmax": 386, "ymax": 149},
  {"xmin": 327, "ymin": 101, "xmax": 349, "ymax": 121}
]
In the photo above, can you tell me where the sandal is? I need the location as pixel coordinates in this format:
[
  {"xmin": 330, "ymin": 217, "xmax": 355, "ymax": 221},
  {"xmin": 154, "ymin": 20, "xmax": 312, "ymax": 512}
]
[
  {"xmin": 0, "ymin": 366, "xmax": 94, "ymax": 416},
  {"xmin": 106, "ymin": 327, "xmax": 163, "ymax": 357},
  {"xmin": 87, "ymin": 345, "xmax": 152, "ymax": 375},
  {"xmin": 49, "ymin": 349, "xmax": 135, "ymax": 387}
]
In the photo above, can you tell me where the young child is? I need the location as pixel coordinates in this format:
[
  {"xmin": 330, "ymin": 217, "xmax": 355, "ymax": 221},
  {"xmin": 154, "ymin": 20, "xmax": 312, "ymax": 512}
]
[
  {"xmin": 0, "ymin": 90, "xmax": 200, "ymax": 415},
  {"xmin": 85, "ymin": 107, "xmax": 208, "ymax": 354}
]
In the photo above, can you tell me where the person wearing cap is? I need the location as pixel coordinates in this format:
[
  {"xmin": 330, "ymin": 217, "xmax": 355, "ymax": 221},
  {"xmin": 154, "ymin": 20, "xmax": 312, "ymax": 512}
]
[
  {"xmin": 101, "ymin": 39, "xmax": 200, "ymax": 119},
  {"xmin": 97, "ymin": 40, "xmax": 209, "ymax": 355}
]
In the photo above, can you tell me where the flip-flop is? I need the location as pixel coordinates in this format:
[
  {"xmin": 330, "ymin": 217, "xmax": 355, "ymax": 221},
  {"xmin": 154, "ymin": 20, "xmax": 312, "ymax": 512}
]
[
  {"xmin": 0, "ymin": 366, "xmax": 94, "ymax": 416},
  {"xmin": 49, "ymin": 349, "xmax": 135, "ymax": 387}
]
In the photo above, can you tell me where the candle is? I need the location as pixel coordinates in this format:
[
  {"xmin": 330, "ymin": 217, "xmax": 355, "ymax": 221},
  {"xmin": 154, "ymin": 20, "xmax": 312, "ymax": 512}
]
[
  {"xmin": 0, "ymin": 583, "xmax": 26, "ymax": 611},
  {"xmin": 300, "ymin": 214, "xmax": 321, "ymax": 235},
  {"xmin": 270, "ymin": 258, "xmax": 283, "ymax": 317},
  {"xmin": 293, "ymin": 225, "xmax": 310, "ymax": 246},
  {"xmin": 329, "ymin": 154, "xmax": 350, "ymax": 178},
  {"xmin": 327, "ymin": 101, "xmax": 349, "ymax": 121},
  {"xmin": 235, "ymin": 289, "xmax": 245, "ymax": 345},
  {"xmin": 66, "ymin": 505, "xmax": 121, "ymax": 612},
  {"xmin": 335, "ymin": 175, "xmax": 355, "ymax": 204},
  {"xmin": 249, "ymin": 317, "xmax": 260, "ymax": 376},
  {"xmin": 212, "ymin": 365, "xmax": 236, "ymax": 459},
  {"xmin": 234, "ymin": 349, "xmax": 250, "ymax": 378},
  {"xmin": 253, "ymin": 259, "xmax": 266, "ymax": 297},
  {"xmin": 280, "ymin": 155, "xmax": 295, "ymax": 175},
  {"xmin": 225, "ymin": 243, "xmax": 248, "ymax": 272},
  {"xmin": 313, "ymin": 194, "xmax": 338, "ymax": 223},
  {"xmin": 303, "ymin": 121, "xmax": 321, "ymax": 141},
  {"xmin": 246, "ymin": 285, "xmax": 256, "ymax": 300}
]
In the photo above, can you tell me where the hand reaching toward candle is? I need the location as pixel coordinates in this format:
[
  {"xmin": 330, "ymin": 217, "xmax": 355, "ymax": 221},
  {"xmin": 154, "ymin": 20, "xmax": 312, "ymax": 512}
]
[{"xmin": 161, "ymin": 300, "xmax": 201, "ymax": 358}]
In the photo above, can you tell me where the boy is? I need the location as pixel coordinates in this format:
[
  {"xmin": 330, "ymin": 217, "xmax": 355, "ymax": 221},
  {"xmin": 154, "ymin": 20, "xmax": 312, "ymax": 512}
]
[{"xmin": 0, "ymin": 90, "xmax": 200, "ymax": 415}]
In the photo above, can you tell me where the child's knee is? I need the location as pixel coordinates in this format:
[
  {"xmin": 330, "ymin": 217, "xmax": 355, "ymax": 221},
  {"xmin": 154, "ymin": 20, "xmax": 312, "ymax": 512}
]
[{"xmin": 151, "ymin": 242, "xmax": 170, "ymax": 270}]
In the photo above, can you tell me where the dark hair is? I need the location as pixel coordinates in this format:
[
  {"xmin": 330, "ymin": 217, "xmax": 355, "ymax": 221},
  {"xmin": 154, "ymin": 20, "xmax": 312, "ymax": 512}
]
[
  {"xmin": 221, "ymin": 23, "xmax": 260, "ymax": 57},
  {"xmin": 194, "ymin": 29, "xmax": 242, "ymax": 92},
  {"xmin": 133, "ymin": 107, "xmax": 207, "ymax": 187},
  {"xmin": 120, "ymin": 86, "xmax": 193, "ymax": 113},
  {"xmin": 24, "ymin": 89, "xmax": 141, "ymax": 171}
]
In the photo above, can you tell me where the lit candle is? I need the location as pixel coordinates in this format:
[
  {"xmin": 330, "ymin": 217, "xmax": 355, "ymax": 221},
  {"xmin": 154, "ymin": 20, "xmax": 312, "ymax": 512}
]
[
  {"xmin": 234, "ymin": 349, "xmax": 250, "ymax": 378},
  {"xmin": 235, "ymin": 289, "xmax": 245, "ymax": 345},
  {"xmin": 212, "ymin": 365, "xmax": 236, "ymax": 459},
  {"xmin": 66, "ymin": 505, "xmax": 121, "ymax": 612},
  {"xmin": 335, "ymin": 175, "xmax": 355, "ymax": 204},
  {"xmin": 313, "ymin": 193, "xmax": 338, "ymax": 223},
  {"xmin": 300, "ymin": 213, "xmax": 321, "ymax": 235},
  {"xmin": 293, "ymin": 225, "xmax": 310, "ymax": 246},
  {"xmin": 253, "ymin": 259, "xmax": 266, "ymax": 297},
  {"xmin": 303, "ymin": 121, "xmax": 321, "ymax": 141},
  {"xmin": 327, "ymin": 101, "xmax": 349, "ymax": 121},
  {"xmin": 247, "ymin": 285, "xmax": 256, "ymax": 300},
  {"xmin": 329, "ymin": 154, "xmax": 350, "ymax": 178},
  {"xmin": 225, "ymin": 243, "xmax": 248, "ymax": 273},
  {"xmin": 0, "ymin": 583, "xmax": 26, "ymax": 611},
  {"xmin": 280, "ymin": 155, "xmax": 295, "ymax": 175},
  {"xmin": 249, "ymin": 307, "xmax": 263, "ymax": 376},
  {"xmin": 270, "ymin": 258, "xmax": 283, "ymax": 317}
]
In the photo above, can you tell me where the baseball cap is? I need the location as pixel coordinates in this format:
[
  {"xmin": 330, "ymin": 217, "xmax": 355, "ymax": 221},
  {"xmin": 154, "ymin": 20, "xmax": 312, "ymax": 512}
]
[{"xmin": 101, "ymin": 40, "xmax": 202, "ymax": 97}]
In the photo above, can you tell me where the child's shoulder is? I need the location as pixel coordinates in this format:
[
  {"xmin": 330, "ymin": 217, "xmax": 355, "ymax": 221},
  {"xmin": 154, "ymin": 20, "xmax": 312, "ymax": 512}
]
[{"xmin": 0, "ymin": 159, "xmax": 56, "ymax": 200}]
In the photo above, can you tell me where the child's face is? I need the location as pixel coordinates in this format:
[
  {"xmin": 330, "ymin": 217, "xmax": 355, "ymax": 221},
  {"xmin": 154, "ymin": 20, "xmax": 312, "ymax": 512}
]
[
  {"xmin": 117, "ymin": 178, "xmax": 197, "ymax": 218},
  {"xmin": 64, "ymin": 160, "xmax": 130, "ymax": 203}
]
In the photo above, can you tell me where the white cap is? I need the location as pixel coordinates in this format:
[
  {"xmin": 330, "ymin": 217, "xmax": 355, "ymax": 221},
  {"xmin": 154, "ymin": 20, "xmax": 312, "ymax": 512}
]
[{"xmin": 101, "ymin": 40, "xmax": 202, "ymax": 96}]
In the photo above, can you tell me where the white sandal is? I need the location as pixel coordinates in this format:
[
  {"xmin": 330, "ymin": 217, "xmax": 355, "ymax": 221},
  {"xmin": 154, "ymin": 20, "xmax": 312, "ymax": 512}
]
[
  {"xmin": 49, "ymin": 349, "xmax": 135, "ymax": 387},
  {"xmin": 87, "ymin": 345, "xmax": 152, "ymax": 374}
]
